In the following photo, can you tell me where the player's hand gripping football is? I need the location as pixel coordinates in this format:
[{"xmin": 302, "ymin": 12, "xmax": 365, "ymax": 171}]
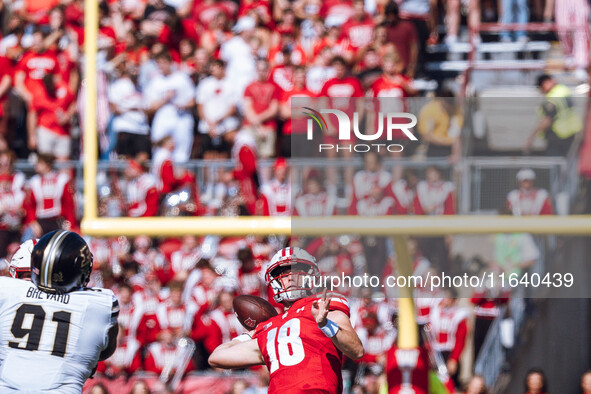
[{"xmin": 312, "ymin": 288, "xmax": 331, "ymax": 328}]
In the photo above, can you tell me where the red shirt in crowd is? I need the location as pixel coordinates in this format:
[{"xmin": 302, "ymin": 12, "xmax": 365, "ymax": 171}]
[
  {"xmin": 170, "ymin": 248, "xmax": 201, "ymax": 276},
  {"xmin": 369, "ymin": 74, "xmax": 412, "ymax": 101},
  {"xmin": 144, "ymin": 340, "xmax": 195, "ymax": 375},
  {"xmin": 320, "ymin": 0, "xmax": 354, "ymax": 25},
  {"xmin": 349, "ymin": 169, "xmax": 391, "ymax": 214},
  {"xmin": 268, "ymin": 45, "xmax": 307, "ymax": 68},
  {"xmin": 293, "ymin": 191, "xmax": 337, "ymax": 217},
  {"xmin": 152, "ymin": 148, "xmax": 197, "ymax": 198},
  {"xmin": 24, "ymin": 171, "xmax": 76, "ymax": 225},
  {"xmin": 132, "ymin": 290, "xmax": 164, "ymax": 346},
  {"xmin": 357, "ymin": 326, "xmax": 395, "ymax": 364},
  {"xmin": 386, "ymin": 21, "xmax": 418, "ymax": 70},
  {"xmin": 16, "ymin": 50, "xmax": 58, "ymax": 99},
  {"xmin": 350, "ymin": 194, "xmax": 401, "ymax": 216},
  {"xmin": 341, "ymin": 14, "xmax": 375, "ymax": 50},
  {"xmin": 243, "ymin": 80, "xmax": 281, "ymax": 128},
  {"xmin": 192, "ymin": 1, "xmax": 236, "ymax": 28},
  {"xmin": 157, "ymin": 300, "xmax": 190, "ymax": 337},
  {"xmin": 429, "ymin": 303, "xmax": 469, "ymax": 363},
  {"xmin": 31, "ymin": 82, "xmax": 75, "ymax": 136},
  {"xmin": 471, "ymin": 291, "xmax": 510, "ymax": 320},
  {"xmin": 387, "ymin": 179, "xmax": 414, "ymax": 215},
  {"xmin": 506, "ymin": 188, "xmax": 554, "ymax": 216},
  {"xmin": 312, "ymin": 37, "xmax": 354, "ymax": 62},
  {"xmin": 126, "ymin": 173, "xmax": 159, "ymax": 217},
  {"xmin": 25, "ymin": 0, "xmax": 60, "ymax": 23},
  {"xmin": 190, "ymin": 308, "xmax": 242, "ymax": 355},
  {"xmin": 386, "ymin": 346, "xmax": 430, "ymax": 394},
  {"xmin": 232, "ymin": 133, "xmax": 262, "ymax": 215},
  {"xmin": 184, "ymin": 281, "xmax": 218, "ymax": 321},
  {"xmin": 260, "ymin": 179, "xmax": 290, "ymax": 216},
  {"xmin": 0, "ymin": 56, "xmax": 13, "ymax": 118},
  {"xmin": 53, "ymin": 49, "xmax": 77, "ymax": 88},
  {"xmin": 413, "ymin": 180, "xmax": 455, "ymax": 215},
  {"xmin": 320, "ymin": 76, "xmax": 364, "ymax": 109},
  {"xmin": 96, "ymin": 336, "xmax": 142, "ymax": 377},
  {"xmin": 237, "ymin": 264, "xmax": 264, "ymax": 297},
  {"xmin": 238, "ymin": 0, "xmax": 273, "ymax": 27}
]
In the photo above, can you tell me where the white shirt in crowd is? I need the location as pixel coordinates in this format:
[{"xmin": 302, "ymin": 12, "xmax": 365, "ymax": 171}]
[
  {"xmin": 144, "ymin": 70, "xmax": 195, "ymax": 162},
  {"xmin": 108, "ymin": 76, "xmax": 149, "ymax": 135},
  {"xmin": 144, "ymin": 70, "xmax": 195, "ymax": 111},
  {"xmin": 196, "ymin": 75, "xmax": 238, "ymax": 133},
  {"xmin": 306, "ymin": 66, "xmax": 337, "ymax": 95},
  {"xmin": 220, "ymin": 36, "xmax": 256, "ymax": 97}
]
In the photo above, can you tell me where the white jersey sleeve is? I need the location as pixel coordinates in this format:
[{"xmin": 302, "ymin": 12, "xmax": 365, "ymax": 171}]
[{"xmin": 0, "ymin": 277, "xmax": 118, "ymax": 393}]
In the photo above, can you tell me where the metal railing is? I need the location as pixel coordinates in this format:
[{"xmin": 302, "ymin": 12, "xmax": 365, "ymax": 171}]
[
  {"xmin": 474, "ymin": 297, "xmax": 527, "ymax": 390},
  {"xmin": 462, "ymin": 23, "xmax": 591, "ymax": 96},
  {"xmin": 461, "ymin": 157, "xmax": 567, "ymax": 214},
  {"xmin": 14, "ymin": 156, "xmax": 569, "ymax": 215}
]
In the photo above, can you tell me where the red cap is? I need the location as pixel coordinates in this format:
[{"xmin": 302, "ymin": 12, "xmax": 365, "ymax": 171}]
[{"xmin": 274, "ymin": 158, "xmax": 288, "ymax": 169}]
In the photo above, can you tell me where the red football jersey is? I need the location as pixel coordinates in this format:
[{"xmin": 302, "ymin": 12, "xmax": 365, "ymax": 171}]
[{"xmin": 254, "ymin": 294, "xmax": 350, "ymax": 393}]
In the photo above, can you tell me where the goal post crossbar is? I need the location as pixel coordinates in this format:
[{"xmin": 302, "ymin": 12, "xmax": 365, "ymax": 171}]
[{"xmin": 81, "ymin": 215, "xmax": 591, "ymax": 237}]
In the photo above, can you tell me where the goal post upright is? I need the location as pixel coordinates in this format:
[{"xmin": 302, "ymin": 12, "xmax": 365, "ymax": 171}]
[
  {"xmin": 83, "ymin": 0, "xmax": 98, "ymax": 221},
  {"xmin": 393, "ymin": 236, "xmax": 419, "ymax": 349}
]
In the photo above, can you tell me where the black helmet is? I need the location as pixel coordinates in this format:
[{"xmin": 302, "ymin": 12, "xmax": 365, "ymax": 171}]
[{"xmin": 31, "ymin": 230, "xmax": 94, "ymax": 294}]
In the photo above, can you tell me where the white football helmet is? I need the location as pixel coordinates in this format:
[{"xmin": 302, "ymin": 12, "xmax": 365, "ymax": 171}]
[
  {"xmin": 9, "ymin": 239, "xmax": 38, "ymax": 280},
  {"xmin": 265, "ymin": 247, "xmax": 320, "ymax": 303}
]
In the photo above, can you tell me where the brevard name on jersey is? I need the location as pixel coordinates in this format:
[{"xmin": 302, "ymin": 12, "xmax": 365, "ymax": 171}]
[
  {"xmin": 25, "ymin": 287, "xmax": 72, "ymax": 304},
  {"xmin": 0, "ymin": 277, "xmax": 118, "ymax": 394},
  {"xmin": 254, "ymin": 293, "xmax": 350, "ymax": 394}
]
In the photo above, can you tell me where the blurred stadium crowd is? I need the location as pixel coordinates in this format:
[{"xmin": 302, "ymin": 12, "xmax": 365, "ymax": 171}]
[
  {"xmin": 0, "ymin": 0, "xmax": 585, "ymax": 163},
  {"xmin": 0, "ymin": 0, "xmax": 586, "ymax": 392}
]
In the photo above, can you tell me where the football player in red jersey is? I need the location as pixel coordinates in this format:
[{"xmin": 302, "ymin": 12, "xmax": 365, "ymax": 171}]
[{"xmin": 209, "ymin": 246, "xmax": 364, "ymax": 393}]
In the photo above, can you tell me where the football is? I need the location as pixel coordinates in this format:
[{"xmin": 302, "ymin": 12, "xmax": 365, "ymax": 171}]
[{"xmin": 233, "ymin": 295, "xmax": 278, "ymax": 330}]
